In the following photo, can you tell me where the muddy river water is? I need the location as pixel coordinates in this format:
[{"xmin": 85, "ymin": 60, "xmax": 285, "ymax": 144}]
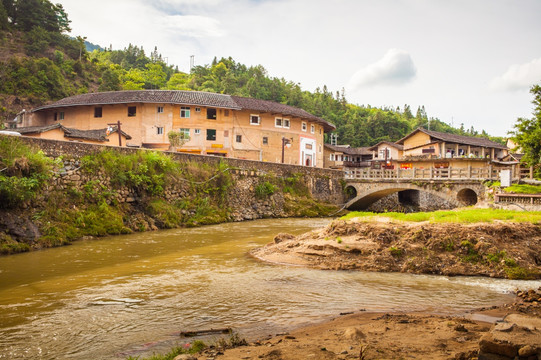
[{"xmin": 1, "ymin": 218, "xmax": 540, "ymax": 359}]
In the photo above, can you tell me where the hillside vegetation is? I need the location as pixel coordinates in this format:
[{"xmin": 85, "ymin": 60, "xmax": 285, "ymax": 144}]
[{"xmin": 0, "ymin": 0, "xmax": 505, "ymax": 147}]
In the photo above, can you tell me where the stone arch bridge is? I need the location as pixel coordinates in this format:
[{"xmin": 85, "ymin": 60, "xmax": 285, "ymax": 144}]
[{"xmin": 344, "ymin": 179, "xmax": 487, "ymax": 210}]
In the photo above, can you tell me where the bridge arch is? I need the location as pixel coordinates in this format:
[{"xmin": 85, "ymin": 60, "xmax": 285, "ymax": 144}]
[
  {"xmin": 457, "ymin": 188, "xmax": 478, "ymax": 206},
  {"xmin": 344, "ymin": 185, "xmax": 357, "ymax": 202},
  {"xmin": 344, "ymin": 181, "xmax": 484, "ymax": 211}
]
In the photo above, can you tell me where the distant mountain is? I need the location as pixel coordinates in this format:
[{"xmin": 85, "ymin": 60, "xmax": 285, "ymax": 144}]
[{"xmin": 85, "ymin": 40, "xmax": 103, "ymax": 52}]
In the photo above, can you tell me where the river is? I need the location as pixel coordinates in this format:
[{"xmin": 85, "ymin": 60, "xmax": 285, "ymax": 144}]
[{"xmin": 1, "ymin": 218, "xmax": 540, "ymax": 359}]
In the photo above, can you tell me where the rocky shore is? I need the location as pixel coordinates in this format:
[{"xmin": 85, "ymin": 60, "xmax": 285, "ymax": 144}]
[
  {"xmin": 250, "ymin": 217, "xmax": 541, "ymax": 279},
  {"xmin": 181, "ymin": 289, "xmax": 541, "ymax": 360}
]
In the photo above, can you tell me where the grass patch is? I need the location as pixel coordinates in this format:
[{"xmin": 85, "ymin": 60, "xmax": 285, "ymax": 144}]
[
  {"xmin": 505, "ymin": 266, "xmax": 539, "ymax": 280},
  {"xmin": 341, "ymin": 208, "xmax": 541, "ymax": 224},
  {"xmin": 503, "ymin": 183, "xmax": 541, "ymax": 194},
  {"xmin": 126, "ymin": 340, "xmax": 207, "ymax": 360},
  {"xmin": 0, "ymin": 233, "xmax": 30, "ymax": 255}
]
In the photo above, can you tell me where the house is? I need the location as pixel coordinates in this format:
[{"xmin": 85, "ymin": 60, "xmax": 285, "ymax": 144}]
[
  {"xmin": 394, "ymin": 128, "xmax": 508, "ymax": 171},
  {"xmin": 12, "ymin": 123, "xmax": 131, "ymax": 146},
  {"xmin": 324, "ymin": 144, "xmax": 372, "ymax": 169},
  {"xmin": 24, "ymin": 90, "xmax": 335, "ymax": 167},
  {"xmin": 367, "ymin": 141, "xmax": 404, "ymax": 169}
]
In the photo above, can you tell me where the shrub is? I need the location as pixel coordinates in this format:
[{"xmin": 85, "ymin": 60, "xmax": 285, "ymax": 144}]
[
  {"xmin": 255, "ymin": 181, "xmax": 276, "ymax": 198},
  {"xmin": 389, "ymin": 246, "xmax": 403, "ymax": 257}
]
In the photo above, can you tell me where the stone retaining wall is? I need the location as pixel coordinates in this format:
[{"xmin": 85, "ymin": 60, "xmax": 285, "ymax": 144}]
[{"xmin": 18, "ymin": 136, "xmax": 345, "ymax": 206}]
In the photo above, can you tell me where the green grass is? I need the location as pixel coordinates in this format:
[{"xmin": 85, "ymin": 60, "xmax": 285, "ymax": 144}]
[
  {"xmin": 341, "ymin": 208, "xmax": 541, "ymax": 224},
  {"xmin": 503, "ymin": 183, "xmax": 541, "ymax": 194}
]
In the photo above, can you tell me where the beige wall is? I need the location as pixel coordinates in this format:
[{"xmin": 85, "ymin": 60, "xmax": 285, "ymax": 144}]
[{"xmin": 402, "ymin": 132, "xmax": 431, "ymax": 150}]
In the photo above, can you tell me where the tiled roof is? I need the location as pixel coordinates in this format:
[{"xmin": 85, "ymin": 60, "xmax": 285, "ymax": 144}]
[
  {"xmin": 31, "ymin": 90, "xmax": 336, "ymax": 131},
  {"xmin": 397, "ymin": 128, "xmax": 507, "ymax": 149},
  {"xmin": 32, "ymin": 90, "xmax": 240, "ymax": 111},
  {"xmin": 230, "ymin": 96, "xmax": 335, "ymax": 131},
  {"xmin": 367, "ymin": 141, "xmax": 404, "ymax": 151},
  {"xmin": 324, "ymin": 144, "xmax": 371, "ymax": 155},
  {"xmin": 13, "ymin": 123, "xmax": 132, "ymax": 141}
]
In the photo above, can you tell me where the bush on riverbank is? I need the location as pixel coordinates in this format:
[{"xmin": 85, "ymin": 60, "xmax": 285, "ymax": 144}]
[{"xmin": 0, "ymin": 136, "xmax": 56, "ymax": 208}]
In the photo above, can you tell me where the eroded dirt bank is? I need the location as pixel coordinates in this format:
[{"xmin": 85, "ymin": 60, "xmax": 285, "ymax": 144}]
[{"xmin": 250, "ymin": 218, "xmax": 541, "ymax": 279}]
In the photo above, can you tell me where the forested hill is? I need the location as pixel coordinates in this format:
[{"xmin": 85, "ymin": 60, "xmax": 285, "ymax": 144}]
[{"xmin": 0, "ymin": 0, "xmax": 504, "ymax": 146}]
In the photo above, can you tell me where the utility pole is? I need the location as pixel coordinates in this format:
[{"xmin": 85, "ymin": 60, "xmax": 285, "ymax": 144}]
[
  {"xmin": 190, "ymin": 55, "xmax": 195, "ymax": 72},
  {"xmin": 108, "ymin": 121, "xmax": 123, "ymax": 147}
]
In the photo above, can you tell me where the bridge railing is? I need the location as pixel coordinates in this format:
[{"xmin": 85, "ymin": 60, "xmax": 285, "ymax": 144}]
[{"xmin": 344, "ymin": 166, "xmax": 503, "ymax": 180}]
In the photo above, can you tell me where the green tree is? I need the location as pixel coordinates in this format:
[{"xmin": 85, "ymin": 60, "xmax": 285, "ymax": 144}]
[
  {"xmin": 0, "ymin": 1, "xmax": 8, "ymax": 30},
  {"xmin": 166, "ymin": 72, "xmax": 190, "ymax": 90},
  {"xmin": 99, "ymin": 66, "xmax": 122, "ymax": 91},
  {"xmin": 143, "ymin": 63, "xmax": 166, "ymax": 89},
  {"xmin": 511, "ymin": 84, "xmax": 541, "ymax": 176},
  {"xmin": 121, "ymin": 68, "xmax": 145, "ymax": 90}
]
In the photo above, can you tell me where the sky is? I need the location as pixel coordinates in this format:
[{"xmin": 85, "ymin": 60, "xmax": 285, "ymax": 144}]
[{"xmin": 59, "ymin": 0, "xmax": 541, "ymax": 137}]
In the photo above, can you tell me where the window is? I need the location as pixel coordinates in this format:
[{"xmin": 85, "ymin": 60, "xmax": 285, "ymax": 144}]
[
  {"xmin": 311, "ymin": 124, "xmax": 315, "ymax": 134},
  {"xmin": 224, "ymin": 130, "xmax": 229, "ymax": 137},
  {"xmin": 207, "ymin": 108, "xmax": 217, "ymax": 120},
  {"xmin": 250, "ymin": 114, "xmax": 260, "ymax": 125},
  {"xmin": 179, "ymin": 128, "xmax": 190, "ymax": 138},
  {"xmin": 195, "ymin": 107, "xmax": 201, "ymax": 112},
  {"xmin": 157, "ymin": 106, "xmax": 164, "ymax": 113},
  {"xmin": 305, "ymin": 143, "xmax": 313, "ymax": 150},
  {"xmin": 94, "ymin": 107, "xmax": 102, "ymax": 118},
  {"xmin": 224, "ymin": 109, "xmax": 230, "ymax": 117},
  {"xmin": 262, "ymin": 136, "xmax": 268, "ymax": 145},
  {"xmin": 379, "ymin": 148, "xmax": 391, "ymax": 159},
  {"xmin": 302, "ymin": 122, "xmax": 307, "ymax": 131},
  {"xmin": 275, "ymin": 118, "xmax": 282, "ymax": 127},
  {"xmin": 54, "ymin": 112, "xmax": 57, "ymax": 121},
  {"xmin": 181, "ymin": 106, "xmax": 190, "ymax": 118},
  {"xmin": 330, "ymin": 154, "xmax": 335, "ymax": 161},
  {"xmin": 206, "ymin": 129, "xmax": 216, "ymax": 141},
  {"xmin": 59, "ymin": 112, "xmax": 65, "ymax": 120},
  {"xmin": 236, "ymin": 135, "xmax": 242, "ymax": 143},
  {"xmin": 157, "ymin": 127, "xmax": 164, "ymax": 135},
  {"xmin": 283, "ymin": 119, "xmax": 290, "ymax": 128},
  {"xmin": 194, "ymin": 129, "xmax": 201, "ymax": 135},
  {"xmin": 128, "ymin": 106, "xmax": 136, "ymax": 117}
]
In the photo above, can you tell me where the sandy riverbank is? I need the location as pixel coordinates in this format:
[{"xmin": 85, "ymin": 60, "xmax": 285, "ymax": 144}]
[{"xmin": 187, "ymin": 286, "xmax": 541, "ymax": 360}]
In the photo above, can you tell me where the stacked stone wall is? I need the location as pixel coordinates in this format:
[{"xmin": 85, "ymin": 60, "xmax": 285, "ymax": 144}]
[{"xmin": 19, "ymin": 136, "xmax": 345, "ymax": 212}]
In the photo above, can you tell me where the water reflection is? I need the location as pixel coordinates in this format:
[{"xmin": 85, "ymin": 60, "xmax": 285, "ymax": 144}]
[{"xmin": 0, "ymin": 218, "xmax": 539, "ymax": 359}]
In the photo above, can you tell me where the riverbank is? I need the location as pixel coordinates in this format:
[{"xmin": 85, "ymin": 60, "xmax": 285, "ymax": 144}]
[
  {"xmin": 0, "ymin": 137, "xmax": 342, "ymax": 255},
  {"xmin": 183, "ymin": 289, "xmax": 541, "ymax": 360},
  {"xmin": 250, "ymin": 209, "xmax": 541, "ymax": 280}
]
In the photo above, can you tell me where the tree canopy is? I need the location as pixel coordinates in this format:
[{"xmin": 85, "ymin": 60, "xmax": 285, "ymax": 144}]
[
  {"xmin": 0, "ymin": 2, "xmax": 505, "ymax": 147},
  {"xmin": 510, "ymin": 84, "xmax": 541, "ymax": 174}
]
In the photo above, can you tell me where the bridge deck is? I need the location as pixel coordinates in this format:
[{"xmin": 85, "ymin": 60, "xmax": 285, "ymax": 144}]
[{"xmin": 345, "ymin": 166, "xmax": 502, "ymax": 181}]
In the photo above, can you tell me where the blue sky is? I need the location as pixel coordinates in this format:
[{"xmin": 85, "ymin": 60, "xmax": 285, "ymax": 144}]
[{"xmin": 60, "ymin": 0, "xmax": 541, "ymax": 137}]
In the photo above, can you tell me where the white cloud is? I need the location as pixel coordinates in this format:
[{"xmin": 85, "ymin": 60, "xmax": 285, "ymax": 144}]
[
  {"xmin": 347, "ymin": 49, "xmax": 417, "ymax": 90},
  {"xmin": 162, "ymin": 15, "xmax": 225, "ymax": 38},
  {"xmin": 490, "ymin": 57, "xmax": 541, "ymax": 91}
]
